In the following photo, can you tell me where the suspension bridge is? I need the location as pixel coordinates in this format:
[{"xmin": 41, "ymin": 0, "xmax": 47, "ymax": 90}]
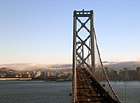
[{"xmin": 72, "ymin": 10, "xmax": 122, "ymax": 103}]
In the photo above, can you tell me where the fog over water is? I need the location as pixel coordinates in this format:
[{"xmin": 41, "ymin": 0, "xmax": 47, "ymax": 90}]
[{"xmin": 0, "ymin": 81, "xmax": 140, "ymax": 103}]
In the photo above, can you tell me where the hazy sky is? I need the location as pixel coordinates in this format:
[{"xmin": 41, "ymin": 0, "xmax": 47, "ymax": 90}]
[{"xmin": 0, "ymin": 0, "xmax": 140, "ymax": 64}]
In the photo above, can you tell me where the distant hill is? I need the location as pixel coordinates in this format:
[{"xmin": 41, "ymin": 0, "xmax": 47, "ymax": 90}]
[
  {"xmin": 0, "ymin": 63, "xmax": 72, "ymax": 71},
  {"xmin": 0, "ymin": 61, "xmax": 140, "ymax": 71},
  {"xmin": 103, "ymin": 61, "xmax": 140, "ymax": 69}
]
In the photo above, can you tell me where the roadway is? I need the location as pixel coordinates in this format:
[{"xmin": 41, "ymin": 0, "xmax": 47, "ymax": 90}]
[{"xmin": 76, "ymin": 68, "xmax": 118, "ymax": 103}]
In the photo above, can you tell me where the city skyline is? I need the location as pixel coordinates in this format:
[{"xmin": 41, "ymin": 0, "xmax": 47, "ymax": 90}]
[{"xmin": 0, "ymin": 0, "xmax": 140, "ymax": 64}]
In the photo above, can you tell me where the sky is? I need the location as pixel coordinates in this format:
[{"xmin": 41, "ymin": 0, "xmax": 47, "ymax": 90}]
[{"xmin": 0, "ymin": 0, "xmax": 140, "ymax": 64}]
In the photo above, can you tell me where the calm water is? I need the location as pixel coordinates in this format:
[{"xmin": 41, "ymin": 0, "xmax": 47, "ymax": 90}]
[
  {"xmin": 0, "ymin": 81, "xmax": 72, "ymax": 103},
  {"xmin": 111, "ymin": 81, "xmax": 140, "ymax": 103},
  {"xmin": 0, "ymin": 81, "xmax": 140, "ymax": 103}
]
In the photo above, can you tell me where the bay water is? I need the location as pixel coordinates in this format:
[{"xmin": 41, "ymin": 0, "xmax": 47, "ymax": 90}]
[{"xmin": 0, "ymin": 81, "xmax": 140, "ymax": 103}]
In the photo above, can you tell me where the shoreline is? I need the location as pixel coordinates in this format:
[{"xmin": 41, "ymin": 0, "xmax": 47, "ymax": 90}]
[
  {"xmin": 1, "ymin": 78, "xmax": 140, "ymax": 82},
  {"xmin": 0, "ymin": 78, "xmax": 32, "ymax": 81}
]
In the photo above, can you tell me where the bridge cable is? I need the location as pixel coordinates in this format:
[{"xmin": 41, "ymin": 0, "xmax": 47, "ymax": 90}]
[{"xmin": 93, "ymin": 28, "xmax": 122, "ymax": 103}]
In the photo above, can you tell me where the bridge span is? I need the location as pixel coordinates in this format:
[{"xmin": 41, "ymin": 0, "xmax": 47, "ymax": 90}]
[{"xmin": 72, "ymin": 10, "xmax": 121, "ymax": 103}]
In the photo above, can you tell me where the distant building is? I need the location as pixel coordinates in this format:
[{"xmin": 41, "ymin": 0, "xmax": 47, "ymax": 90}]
[
  {"xmin": 128, "ymin": 70, "xmax": 137, "ymax": 80},
  {"xmin": 95, "ymin": 70, "xmax": 104, "ymax": 81},
  {"xmin": 40, "ymin": 72, "xmax": 46, "ymax": 77},
  {"xmin": 46, "ymin": 72, "xmax": 50, "ymax": 77},
  {"xmin": 35, "ymin": 71, "xmax": 41, "ymax": 78},
  {"xmin": 124, "ymin": 68, "xmax": 129, "ymax": 81},
  {"xmin": 108, "ymin": 69, "xmax": 120, "ymax": 81},
  {"xmin": 104, "ymin": 67, "xmax": 109, "ymax": 76},
  {"xmin": 27, "ymin": 72, "xmax": 31, "ymax": 78},
  {"xmin": 137, "ymin": 67, "xmax": 140, "ymax": 80},
  {"xmin": 0, "ymin": 73, "xmax": 6, "ymax": 78},
  {"xmin": 16, "ymin": 74, "xmax": 20, "ymax": 78}
]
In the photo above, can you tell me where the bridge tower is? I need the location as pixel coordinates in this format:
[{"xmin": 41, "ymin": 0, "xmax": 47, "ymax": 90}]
[
  {"xmin": 73, "ymin": 9, "xmax": 95, "ymax": 75},
  {"xmin": 73, "ymin": 10, "xmax": 95, "ymax": 103}
]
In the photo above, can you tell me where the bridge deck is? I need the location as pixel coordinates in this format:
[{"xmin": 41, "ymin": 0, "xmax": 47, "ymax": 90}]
[{"xmin": 76, "ymin": 68, "xmax": 117, "ymax": 103}]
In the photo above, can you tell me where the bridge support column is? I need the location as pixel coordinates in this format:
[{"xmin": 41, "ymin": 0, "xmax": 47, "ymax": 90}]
[{"xmin": 72, "ymin": 9, "xmax": 96, "ymax": 103}]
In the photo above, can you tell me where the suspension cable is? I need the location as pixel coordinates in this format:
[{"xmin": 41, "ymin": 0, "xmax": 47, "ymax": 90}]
[{"xmin": 94, "ymin": 29, "xmax": 122, "ymax": 103}]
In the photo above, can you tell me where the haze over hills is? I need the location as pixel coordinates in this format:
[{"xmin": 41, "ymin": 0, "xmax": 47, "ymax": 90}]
[
  {"xmin": 0, "ymin": 61, "xmax": 140, "ymax": 71},
  {"xmin": 0, "ymin": 63, "xmax": 72, "ymax": 71},
  {"xmin": 103, "ymin": 61, "xmax": 140, "ymax": 69}
]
